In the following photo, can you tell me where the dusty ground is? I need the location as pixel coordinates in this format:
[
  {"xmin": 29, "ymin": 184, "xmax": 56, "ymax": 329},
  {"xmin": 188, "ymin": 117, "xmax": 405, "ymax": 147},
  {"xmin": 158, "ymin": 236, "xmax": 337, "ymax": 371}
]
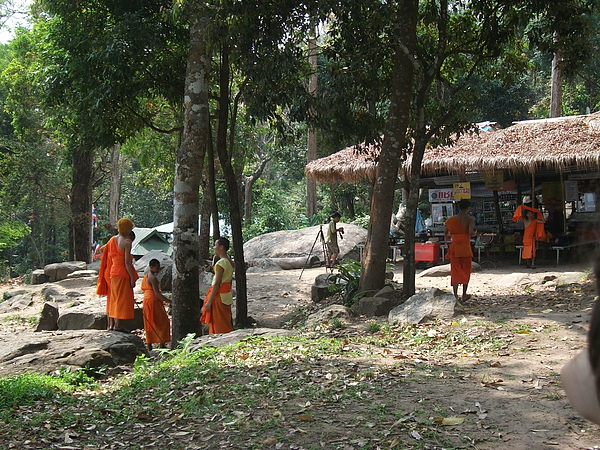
[{"xmin": 2, "ymin": 257, "xmax": 600, "ymax": 448}]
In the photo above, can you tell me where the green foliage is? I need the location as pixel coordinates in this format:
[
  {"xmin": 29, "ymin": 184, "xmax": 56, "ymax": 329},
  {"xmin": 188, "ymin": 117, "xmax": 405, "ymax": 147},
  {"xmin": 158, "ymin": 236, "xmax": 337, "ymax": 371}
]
[
  {"xmin": 243, "ymin": 182, "xmax": 297, "ymax": 241},
  {"xmin": 350, "ymin": 214, "xmax": 370, "ymax": 230},
  {"xmin": 0, "ymin": 219, "xmax": 30, "ymax": 250},
  {"xmin": 0, "ymin": 367, "xmax": 98, "ymax": 409},
  {"xmin": 328, "ymin": 259, "xmax": 363, "ymax": 306}
]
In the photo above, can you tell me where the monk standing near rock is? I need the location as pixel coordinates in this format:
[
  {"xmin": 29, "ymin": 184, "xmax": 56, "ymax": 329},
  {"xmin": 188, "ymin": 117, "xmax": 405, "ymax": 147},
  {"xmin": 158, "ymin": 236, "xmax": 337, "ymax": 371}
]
[
  {"xmin": 200, "ymin": 238, "xmax": 234, "ymax": 334},
  {"xmin": 445, "ymin": 199, "xmax": 476, "ymax": 302},
  {"xmin": 96, "ymin": 218, "xmax": 138, "ymax": 332}
]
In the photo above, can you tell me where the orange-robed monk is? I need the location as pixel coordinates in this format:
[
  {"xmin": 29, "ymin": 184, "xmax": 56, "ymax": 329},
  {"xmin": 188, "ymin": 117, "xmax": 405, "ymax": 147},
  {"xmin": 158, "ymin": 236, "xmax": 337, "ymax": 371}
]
[
  {"xmin": 200, "ymin": 237, "xmax": 234, "ymax": 335},
  {"xmin": 141, "ymin": 258, "xmax": 171, "ymax": 351},
  {"xmin": 96, "ymin": 217, "xmax": 138, "ymax": 332},
  {"xmin": 445, "ymin": 199, "xmax": 476, "ymax": 302},
  {"xmin": 96, "ymin": 228, "xmax": 137, "ymax": 331},
  {"xmin": 513, "ymin": 205, "xmax": 545, "ymax": 269}
]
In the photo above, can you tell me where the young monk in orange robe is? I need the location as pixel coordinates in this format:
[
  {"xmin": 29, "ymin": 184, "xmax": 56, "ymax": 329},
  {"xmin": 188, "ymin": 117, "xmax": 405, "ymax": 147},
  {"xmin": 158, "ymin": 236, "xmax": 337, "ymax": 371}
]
[
  {"xmin": 141, "ymin": 258, "xmax": 171, "ymax": 351},
  {"xmin": 445, "ymin": 199, "xmax": 476, "ymax": 302},
  {"xmin": 513, "ymin": 205, "xmax": 545, "ymax": 268},
  {"xmin": 200, "ymin": 237, "xmax": 234, "ymax": 334}
]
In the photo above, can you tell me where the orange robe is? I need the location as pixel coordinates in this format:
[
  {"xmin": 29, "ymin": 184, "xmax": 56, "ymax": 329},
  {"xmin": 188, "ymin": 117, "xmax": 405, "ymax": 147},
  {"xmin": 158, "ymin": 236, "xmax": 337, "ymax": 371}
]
[
  {"xmin": 513, "ymin": 205, "xmax": 545, "ymax": 259},
  {"xmin": 141, "ymin": 274, "xmax": 171, "ymax": 344},
  {"xmin": 200, "ymin": 282, "xmax": 234, "ymax": 334},
  {"xmin": 445, "ymin": 215, "xmax": 473, "ymax": 285},
  {"xmin": 108, "ymin": 238, "xmax": 139, "ymax": 320},
  {"xmin": 96, "ymin": 237, "xmax": 116, "ymax": 313}
]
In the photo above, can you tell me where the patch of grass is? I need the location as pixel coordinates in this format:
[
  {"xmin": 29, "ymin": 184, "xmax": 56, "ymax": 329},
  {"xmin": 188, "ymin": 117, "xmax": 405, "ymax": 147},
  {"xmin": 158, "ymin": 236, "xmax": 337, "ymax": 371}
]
[
  {"xmin": 330, "ymin": 317, "xmax": 345, "ymax": 329},
  {"xmin": 367, "ymin": 321, "xmax": 381, "ymax": 333},
  {"xmin": 0, "ymin": 371, "xmax": 81, "ymax": 410}
]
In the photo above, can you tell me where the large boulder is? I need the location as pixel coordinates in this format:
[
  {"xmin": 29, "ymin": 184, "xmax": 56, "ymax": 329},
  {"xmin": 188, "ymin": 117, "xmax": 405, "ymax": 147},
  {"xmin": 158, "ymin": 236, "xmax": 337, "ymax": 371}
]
[
  {"xmin": 388, "ymin": 287, "xmax": 457, "ymax": 326},
  {"xmin": 44, "ymin": 261, "xmax": 87, "ymax": 282},
  {"xmin": 0, "ymin": 330, "xmax": 147, "ymax": 377},
  {"xmin": 244, "ymin": 224, "xmax": 367, "ymax": 266}
]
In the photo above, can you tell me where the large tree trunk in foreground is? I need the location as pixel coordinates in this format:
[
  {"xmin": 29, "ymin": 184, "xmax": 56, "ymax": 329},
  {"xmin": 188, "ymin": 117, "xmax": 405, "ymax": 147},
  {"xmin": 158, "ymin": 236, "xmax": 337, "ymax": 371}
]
[
  {"xmin": 171, "ymin": 16, "xmax": 210, "ymax": 347},
  {"xmin": 359, "ymin": 1, "xmax": 417, "ymax": 294},
  {"xmin": 70, "ymin": 147, "xmax": 93, "ymax": 263}
]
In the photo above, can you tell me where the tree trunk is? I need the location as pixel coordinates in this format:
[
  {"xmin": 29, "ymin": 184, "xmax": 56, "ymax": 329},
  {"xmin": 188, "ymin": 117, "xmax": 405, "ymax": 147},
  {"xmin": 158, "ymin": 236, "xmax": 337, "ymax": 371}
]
[
  {"xmin": 402, "ymin": 136, "xmax": 427, "ymax": 297},
  {"xmin": 359, "ymin": 1, "xmax": 417, "ymax": 294},
  {"xmin": 70, "ymin": 147, "xmax": 93, "ymax": 263},
  {"xmin": 243, "ymin": 155, "xmax": 271, "ymax": 222},
  {"xmin": 199, "ymin": 176, "xmax": 211, "ymax": 261},
  {"xmin": 306, "ymin": 33, "xmax": 318, "ymax": 219},
  {"xmin": 207, "ymin": 137, "xmax": 220, "ymax": 243},
  {"xmin": 550, "ymin": 34, "xmax": 562, "ymax": 118},
  {"xmin": 171, "ymin": 16, "xmax": 210, "ymax": 346},
  {"xmin": 108, "ymin": 144, "xmax": 121, "ymax": 233},
  {"xmin": 216, "ymin": 43, "xmax": 248, "ymax": 327}
]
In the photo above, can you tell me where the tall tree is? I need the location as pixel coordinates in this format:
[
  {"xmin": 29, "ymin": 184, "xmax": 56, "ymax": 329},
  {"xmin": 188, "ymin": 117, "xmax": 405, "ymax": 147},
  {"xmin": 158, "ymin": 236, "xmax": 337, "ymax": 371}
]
[{"xmin": 171, "ymin": 11, "xmax": 210, "ymax": 345}]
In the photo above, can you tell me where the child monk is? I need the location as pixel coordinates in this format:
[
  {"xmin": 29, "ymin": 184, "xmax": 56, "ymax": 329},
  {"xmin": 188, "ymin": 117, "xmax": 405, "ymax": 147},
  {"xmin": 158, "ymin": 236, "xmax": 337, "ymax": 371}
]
[
  {"xmin": 200, "ymin": 238, "xmax": 234, "ymax": 334},
  {"xmin": 141, "ymin": 258, "xmax": 171, "ymax": 351}
]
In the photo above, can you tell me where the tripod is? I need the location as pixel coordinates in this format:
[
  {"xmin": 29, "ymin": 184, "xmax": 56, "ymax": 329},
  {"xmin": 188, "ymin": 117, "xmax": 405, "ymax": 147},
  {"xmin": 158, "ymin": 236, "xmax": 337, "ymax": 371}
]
[{"xmin": 299, "ymin": 225, "xmax": 330, "ymax": 280}]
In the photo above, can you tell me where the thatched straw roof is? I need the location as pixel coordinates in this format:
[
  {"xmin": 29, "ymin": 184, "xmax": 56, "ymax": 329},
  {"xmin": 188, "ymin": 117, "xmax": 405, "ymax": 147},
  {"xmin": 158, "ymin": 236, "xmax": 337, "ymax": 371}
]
[
  {"xmin": 417, "ymin": 113, "xmax": 600, "ymax": 176},
  {"xmin": 304, "ymin": 142, "xmax": 379, "ymax": 184},
  {"xmin": 305, "ymin": 113, "xmax": 600, "ymax": 183}
]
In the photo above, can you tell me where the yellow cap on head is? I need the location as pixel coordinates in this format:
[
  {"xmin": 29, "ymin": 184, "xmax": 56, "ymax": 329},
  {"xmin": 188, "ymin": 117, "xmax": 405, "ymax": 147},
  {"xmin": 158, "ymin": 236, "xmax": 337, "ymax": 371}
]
[{"xmin": 117, "ymin": 217, "xmax": 134, "ymax": 234}]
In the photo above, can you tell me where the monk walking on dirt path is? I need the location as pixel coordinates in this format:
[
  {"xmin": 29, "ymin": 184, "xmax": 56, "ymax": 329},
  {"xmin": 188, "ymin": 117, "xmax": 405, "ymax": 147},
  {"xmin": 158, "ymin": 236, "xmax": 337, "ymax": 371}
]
[{"xmin": 445, "ymin": 199, "xmax": 476, "ymax": 302}]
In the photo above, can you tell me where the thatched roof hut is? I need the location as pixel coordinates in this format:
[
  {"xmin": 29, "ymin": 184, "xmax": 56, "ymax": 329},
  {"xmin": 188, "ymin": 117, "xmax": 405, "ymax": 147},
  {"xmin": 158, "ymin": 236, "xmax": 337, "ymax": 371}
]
[
  {"xmin": 304, "ymin": 113, "xmax": 600, "ymax": 183},
  {"xmin": 304, "ymin": 143, "xmax": 379, "ymax": 184},
  {"xmin": 417, "ymin": 113, "xmax": 600, "ymax": 176}
]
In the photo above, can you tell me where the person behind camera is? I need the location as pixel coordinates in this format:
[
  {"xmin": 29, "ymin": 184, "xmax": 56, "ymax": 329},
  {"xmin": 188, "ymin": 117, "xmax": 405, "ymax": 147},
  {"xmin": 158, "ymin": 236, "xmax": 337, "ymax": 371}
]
[{"xmin": 326, "ymin": 212, "xmax": 344, "ymax": 268}]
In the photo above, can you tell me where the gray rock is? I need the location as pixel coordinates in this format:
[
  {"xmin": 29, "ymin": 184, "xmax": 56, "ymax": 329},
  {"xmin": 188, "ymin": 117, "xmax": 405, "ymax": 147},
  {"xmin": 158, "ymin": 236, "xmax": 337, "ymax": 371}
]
[
  {"xmin": 44, "ymin": 261, "xmax": 87, "ymax": 282},
  {"xmin": 0, "ymin": 330, "xmax": 147, "ymax": 377},
  {"xmin": 35, "ymin": 302, "xmax": 59, "ymax": 332},
  {"xmin": 67, "ymin": 270, "xmax": 98, "ymax": 279},
  {"xmin": 306, "ymin": 304, "xmax": 353, "ymax": 328},
  {"xmin": 373, "ymin": 285, "xmax": 405, "ymax": 302},
  {"xmin": 42, "ymin": 286, "xmax": 62, "ymax": 301},
  {"xmin": 388, "ymin": 287, "xmax": 457, "ymax": 326},
  {"xmin": 3, "ymin": 289, "xmax": 29, "ymax": 299},
  {"xmin": 355, "ymin": 296, "xmax": 404, "ymax": 317},
  {"xmin": 246, "ymin": 259, "xmax": 282, "ymax": 272},
  {"xmin": 31, "ymin": 269, "xmax": 49, "ymax": 285},
  {"xmin": 58, "ymin": 310, "xmax": 107, "ymax": 331},
  {"xmin": 244, "ymin": 224, "xmax": 367, "ymax": 263},
  {"xmin": 188, "ymin": 328, "xmax": 297, "ymax": 351},
  {"xmin": 311, "ymin": 273, "xmax": 336, "ymax": 303},
  {"xmin": 0, "ymin": 292, "xmax": 35, "ymax": 313}
]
